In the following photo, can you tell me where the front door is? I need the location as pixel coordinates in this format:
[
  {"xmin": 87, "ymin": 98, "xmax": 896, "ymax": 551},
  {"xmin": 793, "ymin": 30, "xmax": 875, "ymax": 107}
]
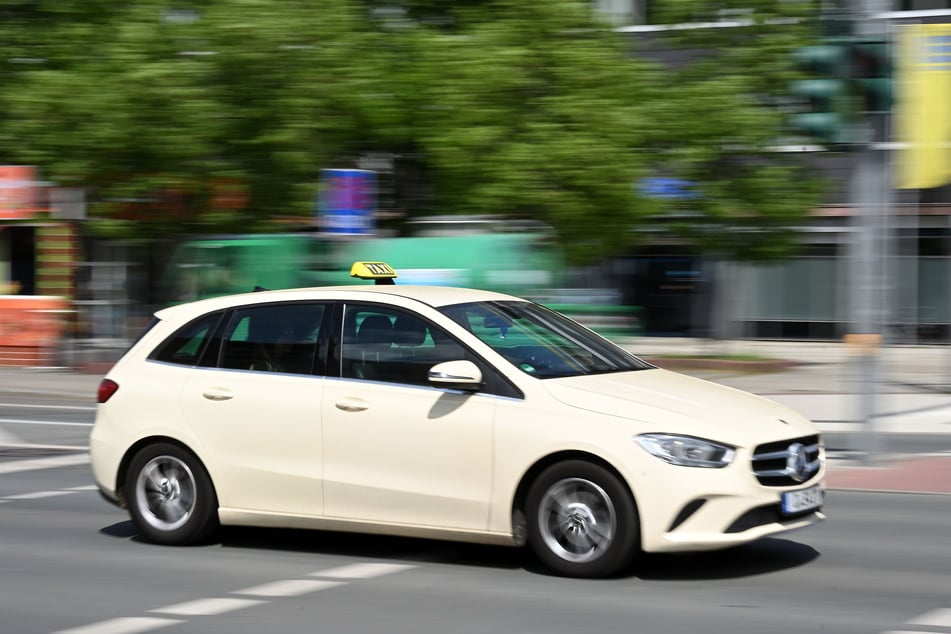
[{"xmin": 321, "ymin": 304, "xmax": 494, "ymax": 530}]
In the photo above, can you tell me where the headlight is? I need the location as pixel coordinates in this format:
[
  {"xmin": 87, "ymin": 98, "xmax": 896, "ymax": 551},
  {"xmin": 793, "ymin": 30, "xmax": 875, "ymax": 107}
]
[{"xmin": 635, "ymin": 434, "xmax": 735, "ymax": 468}]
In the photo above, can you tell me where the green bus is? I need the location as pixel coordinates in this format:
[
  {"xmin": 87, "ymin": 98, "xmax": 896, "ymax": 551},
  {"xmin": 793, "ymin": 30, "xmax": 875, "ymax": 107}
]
[{"xmin": 160, "ymin": 230, "xmax": 561, "ymax": 301}]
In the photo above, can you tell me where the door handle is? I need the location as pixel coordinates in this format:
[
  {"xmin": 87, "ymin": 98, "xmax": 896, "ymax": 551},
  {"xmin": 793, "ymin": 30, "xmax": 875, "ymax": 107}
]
[
  {"xmin": 203, "ymin": 389, "xmax": 234, "ymax": 401},
  {"xmin": 335, "ymin": 400, "xmax": 368, "ymax": 412}
]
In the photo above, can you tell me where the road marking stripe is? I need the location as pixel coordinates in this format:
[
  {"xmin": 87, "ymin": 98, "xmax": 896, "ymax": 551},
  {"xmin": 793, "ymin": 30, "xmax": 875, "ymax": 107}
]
[
  {"xmin": 0, "ymin": 402, "xmax": 95, "ymax": 411},
  {"xmin": 310, "ymin": 562, "xmax": 417, "ymax": 579},
  {"xmin": 910, "ymin": 608, "xmax": 951, "ymax": 626},
  {"xmin": 150, "ymin": 597, "xmax": 265, "ymax": 616},
  {"xmin": 4, "ymin": 490, "xmax": 74, "ymax": 500},
  {"xmin": 0, "ymin": 442, "xmax": 89, "ymax": 451},
  {"xmin": 0, "ymin": 453, "xmax": 89, "ymax": 475},
  {"xmin": 65, "ymin": 484, "xmax": 98, "ymax": 491},
  {"xmin": 233, "ymin": 579, "xmax": 345, "ymax": 597},
  {"xmin": 57, "ymin": 562, "xmax": 414, "ymax": 632},
  {"xmin": 0, "ymin": 418, "xmax": 93, "ymax": 427},
  {"xmin": 55, "ymin": 616, "xmax": 185, "ymax": 634}
]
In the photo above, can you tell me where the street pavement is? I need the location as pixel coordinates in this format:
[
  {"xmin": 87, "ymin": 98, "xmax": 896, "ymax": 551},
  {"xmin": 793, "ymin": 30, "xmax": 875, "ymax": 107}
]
[{"xmin": 2, "ymin": 336, "xmax": 950, "ymax": 494}]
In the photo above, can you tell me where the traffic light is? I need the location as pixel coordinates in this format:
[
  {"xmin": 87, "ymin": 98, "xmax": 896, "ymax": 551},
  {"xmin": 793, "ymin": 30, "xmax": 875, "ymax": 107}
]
[
  {"xmin": 787, "ymin": 12, "xmax": 892, "ymax": 146},
  {"xmin": 851, "ymin": 38, "xmax": 891, "ymax": 113},
  {"xmin": 789, "ymin": 42, "xmax": 852, "ymax": 145}
]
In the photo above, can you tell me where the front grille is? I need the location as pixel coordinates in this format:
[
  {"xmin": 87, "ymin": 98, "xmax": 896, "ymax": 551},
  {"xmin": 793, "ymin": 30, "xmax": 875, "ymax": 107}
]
[{"xmin": 751, "ymin": 434, "xmax": 822, "ymax": 486}]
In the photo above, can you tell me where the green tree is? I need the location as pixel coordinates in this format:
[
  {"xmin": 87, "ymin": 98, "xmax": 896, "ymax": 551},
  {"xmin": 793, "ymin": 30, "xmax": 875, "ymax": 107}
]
[
  {"xmin": 638, "ymin": 0, "xmax": 827, "ymax": 260},
  {"xmin": 379, "ymin": 1, "xmax": 664, "ymax": 263},
  {"xmin": 0, "ymin": 0, "xmax": 824, "ymax": 264}
]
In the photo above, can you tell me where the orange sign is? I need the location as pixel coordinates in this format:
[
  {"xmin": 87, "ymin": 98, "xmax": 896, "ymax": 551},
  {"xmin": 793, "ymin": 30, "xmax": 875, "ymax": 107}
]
[
  {"xmin": 0, "ymin": 165, "xmax": 39, "ymax": 220},
  {"xmin": 0, "ymin": 295, "xmax": 68, "ymax": 347}
]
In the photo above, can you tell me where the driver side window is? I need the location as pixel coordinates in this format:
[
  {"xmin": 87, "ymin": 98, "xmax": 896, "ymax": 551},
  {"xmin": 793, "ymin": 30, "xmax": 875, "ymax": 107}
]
[{"xmin": 341, "ymin": 305, "xmax": 465, "ymax": 386}]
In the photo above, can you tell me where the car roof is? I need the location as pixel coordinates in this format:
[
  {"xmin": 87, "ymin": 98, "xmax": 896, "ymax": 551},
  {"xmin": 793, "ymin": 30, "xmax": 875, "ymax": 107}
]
[{"xmin": 155, "ymin": 285, "xmax": 526, "ymax": 321}]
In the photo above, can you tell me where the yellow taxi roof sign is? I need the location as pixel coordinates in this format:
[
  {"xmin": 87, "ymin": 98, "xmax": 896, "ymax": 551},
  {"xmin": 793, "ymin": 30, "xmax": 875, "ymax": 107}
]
[{"xmin": 350, "ymin": 261, "xmax": 398, "ymax": 285}]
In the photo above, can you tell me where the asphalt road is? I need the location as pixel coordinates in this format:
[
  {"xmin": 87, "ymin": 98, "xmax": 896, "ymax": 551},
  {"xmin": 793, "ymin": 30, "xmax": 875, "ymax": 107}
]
[
  {"xmin": 2, "ymin": 461, "xmax": 950, "ymax": 634},
  {"xmin": 2, "ymin": 394, "xmax": 951, "ymax": 634},
  {"xmin": 0, "ymin": 394, "xmax": 94, "ymax": 450}
]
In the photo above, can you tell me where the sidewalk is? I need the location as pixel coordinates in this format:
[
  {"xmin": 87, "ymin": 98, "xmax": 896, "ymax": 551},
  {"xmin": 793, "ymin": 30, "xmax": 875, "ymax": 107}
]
[
  {"xmin": 630, "ymin": 337, "xmax": 951, "ymax": 435},
  {"xmin": 0, "ymin": 366, "xmax": 101, "ymax": 400}
]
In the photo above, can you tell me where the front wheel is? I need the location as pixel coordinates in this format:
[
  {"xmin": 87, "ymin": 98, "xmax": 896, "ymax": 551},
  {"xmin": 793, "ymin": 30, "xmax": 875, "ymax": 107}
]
[
  {"xmin": 125, "ymin": 442, "xmax": 219, "ymax": 545},
  {"xmin": 525, "ymin": 460, "xmax": 639, "ymax": 577}
]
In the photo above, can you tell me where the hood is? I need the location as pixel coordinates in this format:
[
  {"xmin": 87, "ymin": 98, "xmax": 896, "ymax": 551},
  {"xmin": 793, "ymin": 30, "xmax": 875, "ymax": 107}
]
[{"xmin": 544, "ymin": 368, "xmax": 817, "ymax": 447}]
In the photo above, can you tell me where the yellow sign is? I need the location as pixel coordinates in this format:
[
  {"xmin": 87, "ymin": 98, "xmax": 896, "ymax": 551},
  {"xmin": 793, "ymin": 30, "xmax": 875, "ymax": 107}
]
[
  {"xmin": 349, "ymin": 261, "xmax": 397, "ymax": 280},
  {"xmin": 897, "ymin": 24, "xmax": 951, "ymax": 189}
]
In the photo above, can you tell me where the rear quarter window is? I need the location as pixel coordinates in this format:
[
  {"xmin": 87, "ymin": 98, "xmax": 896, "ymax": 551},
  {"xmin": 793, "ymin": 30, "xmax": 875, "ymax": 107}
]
[{"xmin": 148, "ymin": 311, "xmax": 224, "ymax": 366}]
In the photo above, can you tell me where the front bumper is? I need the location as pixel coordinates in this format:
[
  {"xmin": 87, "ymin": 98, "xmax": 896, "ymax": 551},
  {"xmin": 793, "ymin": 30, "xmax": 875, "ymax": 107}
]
[{"xmin": 631, "ymin": 450, "xmax": 827, "ymax": 553}]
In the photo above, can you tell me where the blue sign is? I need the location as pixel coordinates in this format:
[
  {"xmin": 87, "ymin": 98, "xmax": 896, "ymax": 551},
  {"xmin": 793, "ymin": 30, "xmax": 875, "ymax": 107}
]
[
  {"xmin": 317, "ymin": 169, "xmax": 376, "ymax": 235},
  {"xmin": 639, "ymin": 177, "xmax": 699, "ymax": 200}
]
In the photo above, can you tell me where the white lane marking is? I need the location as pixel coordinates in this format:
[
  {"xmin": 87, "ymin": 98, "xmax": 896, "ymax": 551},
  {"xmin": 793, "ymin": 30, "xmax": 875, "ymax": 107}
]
[
  {"xmin": 2, "ymin": 483, "xmax": 96, "ymax": 501},
  {"xmin": 55, "ymin": 616, "xmax": 184, "ymax": 634},
  {"xmin": 0, "ymin": 442, "xmax": 89, "ymax": 451},
  {"xmin": 233, "ymin": 579, "xmax": 345, "ymax": 597},
  {"xmin": 910, "ymin": 608, "xmax": 951, "ymax": 626},
  {"xmin": 0, "ymin": 453, "xmax": 89, "ymax": 475},
  {"xmin": 310, "ymin": 562, "xmax": 417, "ymax": 579},
  {"xmin": 59, "ymin": 562, "xmax": 413, "ymax": 633},
  {"xmin": 4, "ymin": 490, "xmax": 74, "ymax": 500},
  {"xmin": 0, "ymin": 428, "xmax": 23, "ymax": 444},
  {"xmin": 0, "ymin": 418, "xmax": 92, "ymax": 427},
  {"xmin": 0, "ymin": 402, "xmax": 95, "ymax": 411},
  {"xmin": 150, "ymin": 597, "xmax": 265, "ymax": 616}
]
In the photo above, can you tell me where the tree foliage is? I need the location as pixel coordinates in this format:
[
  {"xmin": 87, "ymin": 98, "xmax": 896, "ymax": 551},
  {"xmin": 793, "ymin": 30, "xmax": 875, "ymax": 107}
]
[{"xmin": 0, "ymin": 0, "xmax": 824, "ymax": 263}]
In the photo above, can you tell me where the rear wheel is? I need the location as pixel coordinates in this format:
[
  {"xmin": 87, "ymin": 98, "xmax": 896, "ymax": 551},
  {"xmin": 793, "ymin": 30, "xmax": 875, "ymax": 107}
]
[
  {"xmin": 125, "ymin": 443, "xmax": 218, "ymax": 545},
  {"xmin": 526, "ymin": 460, "xmax": 638, "ymax": 577}
]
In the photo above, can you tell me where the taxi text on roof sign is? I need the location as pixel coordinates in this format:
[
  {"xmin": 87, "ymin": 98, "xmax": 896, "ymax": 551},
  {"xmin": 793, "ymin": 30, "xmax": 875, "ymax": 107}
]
[{"xmin": 350, "ymin": 261, "xmax": 398, "ymax": 283}]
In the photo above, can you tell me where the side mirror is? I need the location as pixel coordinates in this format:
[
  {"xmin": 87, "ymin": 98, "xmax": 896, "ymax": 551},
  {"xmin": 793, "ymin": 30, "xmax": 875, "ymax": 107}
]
[{"xmin": 428, "ymin": 360, "xmax": 483, "ymax": 391}]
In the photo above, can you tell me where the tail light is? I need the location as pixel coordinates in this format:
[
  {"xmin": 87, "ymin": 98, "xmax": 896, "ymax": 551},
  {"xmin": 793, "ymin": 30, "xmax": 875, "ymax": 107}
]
[{"xmin": 97, "ymin": 379, "xmax": 119, "ymax": 404}]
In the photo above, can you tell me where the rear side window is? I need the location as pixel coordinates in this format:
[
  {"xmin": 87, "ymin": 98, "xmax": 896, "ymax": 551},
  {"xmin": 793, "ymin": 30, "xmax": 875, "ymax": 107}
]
[
  {"xmin": 148, "ymin": 311, "xmax": 224, "ymax": 366},
  {"xmin": 219, "ymin": 302, "xmax": 328, "ymax": 375}
]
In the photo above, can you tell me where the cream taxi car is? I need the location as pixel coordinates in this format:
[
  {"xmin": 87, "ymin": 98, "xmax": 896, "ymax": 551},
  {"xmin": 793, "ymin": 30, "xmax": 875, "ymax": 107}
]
[{"xmin": 90, "ymin": 262, "xmax": 825, "ymax": 578}]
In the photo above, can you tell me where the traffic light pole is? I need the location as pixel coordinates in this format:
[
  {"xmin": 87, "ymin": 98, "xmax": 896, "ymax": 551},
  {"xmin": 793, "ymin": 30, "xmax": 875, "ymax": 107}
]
[
  {"xmin": 848, "ymin": 128, "xmax": 889, "ymax": 464},
  {"xmin": 848, "ymin": 1, "xmax": 891, "ymax": 464}
]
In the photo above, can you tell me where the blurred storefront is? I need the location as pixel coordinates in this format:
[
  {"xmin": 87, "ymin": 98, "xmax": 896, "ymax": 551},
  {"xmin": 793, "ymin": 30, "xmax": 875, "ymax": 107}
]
[{"xmin": 0, "ymin": 166, "xmax": 79, "ymax": 365}]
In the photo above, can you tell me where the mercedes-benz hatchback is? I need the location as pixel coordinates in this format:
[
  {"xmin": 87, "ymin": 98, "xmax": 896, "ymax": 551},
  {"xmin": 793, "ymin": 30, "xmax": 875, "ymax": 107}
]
[{"xmin": 90, "ymin": 263, "xmax": 825, "ymax": 578}]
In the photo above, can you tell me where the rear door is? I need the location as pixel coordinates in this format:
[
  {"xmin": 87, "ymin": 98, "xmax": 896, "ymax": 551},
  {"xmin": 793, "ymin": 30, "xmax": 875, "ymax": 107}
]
[{"xmin": 180, "ymin": 301, "xmax": 331, "ymax": 516}]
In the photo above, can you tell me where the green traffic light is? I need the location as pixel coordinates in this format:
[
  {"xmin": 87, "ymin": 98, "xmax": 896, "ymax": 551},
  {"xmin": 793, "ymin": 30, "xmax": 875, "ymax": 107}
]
[{"xmin": 786, "ymin": 23, "xmax": 892, "ymax": 146}]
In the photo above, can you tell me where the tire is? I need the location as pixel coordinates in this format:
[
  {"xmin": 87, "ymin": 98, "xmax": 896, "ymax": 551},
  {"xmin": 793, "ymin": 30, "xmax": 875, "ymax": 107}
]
[
  {"xmin": 525, "ymin": 460, "xmax": 639, "ymax": 578},
  {"xmin": 124, "ymin": 442, "xmax": 219, "ymax": 545}
]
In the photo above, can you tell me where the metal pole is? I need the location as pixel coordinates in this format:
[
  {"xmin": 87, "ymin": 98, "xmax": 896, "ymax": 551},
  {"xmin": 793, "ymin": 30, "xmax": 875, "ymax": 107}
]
[
  {"xmin": 845, "ymin": 0, "xmax": 893, "ymax": 465},
  {"xmin": 848, "ymin": 142, "xmax": 887, "ymax": 464}
]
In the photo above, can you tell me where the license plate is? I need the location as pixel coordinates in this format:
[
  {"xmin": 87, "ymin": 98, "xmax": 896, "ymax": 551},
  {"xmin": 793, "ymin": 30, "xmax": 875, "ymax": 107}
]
[{"xmin": 781, "ymin": 484, "xmax": 823, "ymax": 515}]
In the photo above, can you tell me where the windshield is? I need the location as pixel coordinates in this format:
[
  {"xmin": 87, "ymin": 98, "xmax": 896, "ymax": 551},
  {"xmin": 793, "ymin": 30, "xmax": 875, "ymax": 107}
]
[{"xmin": 439, "ymin": 301, "xmax": 653, "ymax": 378}]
